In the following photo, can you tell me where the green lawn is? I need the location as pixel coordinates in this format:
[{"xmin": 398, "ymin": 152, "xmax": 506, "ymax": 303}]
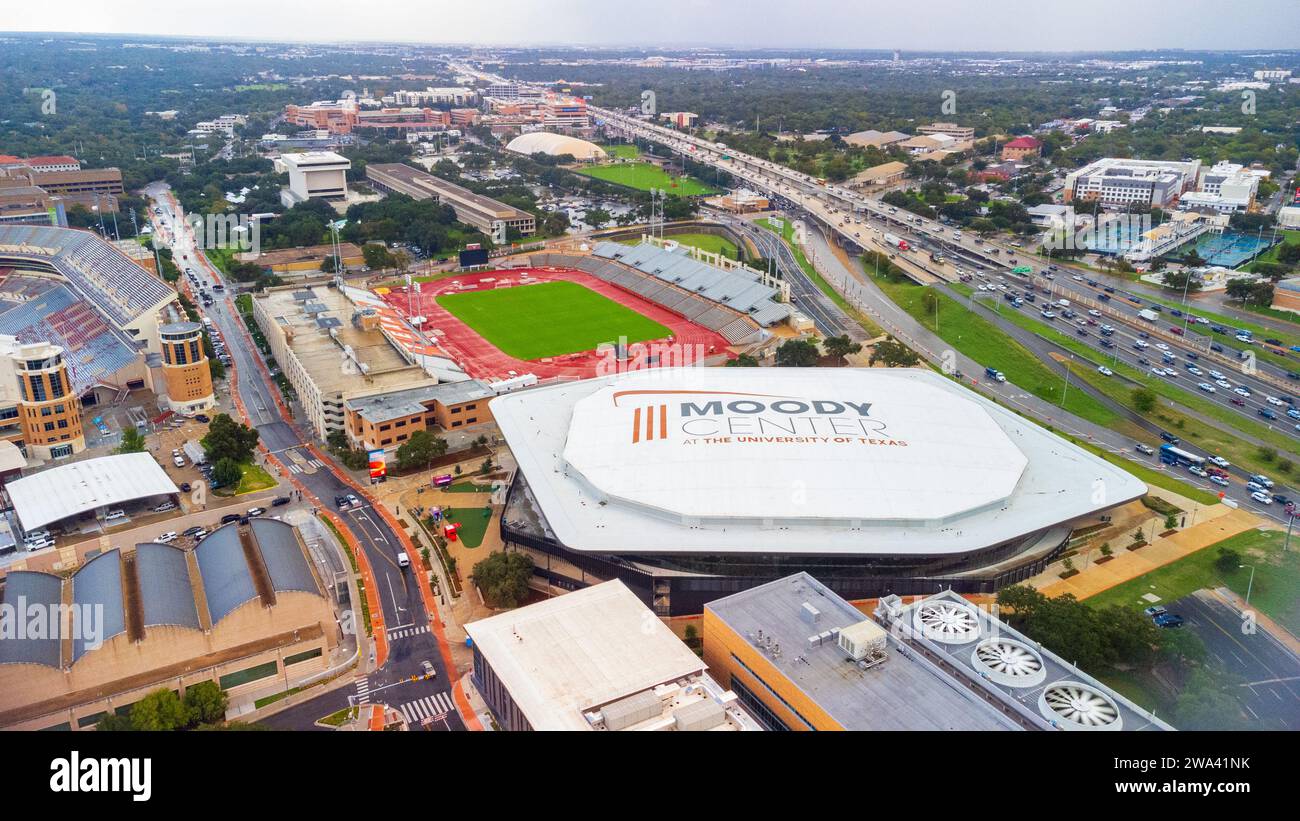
[
  {"xmin": 214, "ymin": 462, "xmax": 277, "ymax": 496},
  {"xmin": 1083, "ymin": 528, "xmax": 1300, "ymax": 637},
  {"xmin": 602, "ymin": 144, "xmax": 641, "ymax": 160},
  {"xmin": 436, "ymin": 280, "xmax": 670, "ymax": 360},
  {"xmin": 444, "ymin": 505, "xmax": 493, "ymax": 549},
  {"xmin": 622, "ymin": 232, "xmax": 738, "ymax": 258},
  {"xmin": 576, "ymin": 162, "xmax": 715, "ymax": 195}
]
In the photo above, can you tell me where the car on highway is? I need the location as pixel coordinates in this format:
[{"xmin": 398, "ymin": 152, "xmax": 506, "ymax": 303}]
[
  {"xmin": 1231, "ymin": 397, "xmax": 1246, "ymax": 406},
  {"xmin": 1209, "ymin": 456, "xmax": 1230, "ymax": 467},
  {"xmin": 1273, "ymin": 494, "xmax": 1293, "ymax": 506},
  {"xmin": 1210, "ymin": 343, "xmax": 1225, "ymax": 353},
  {"xmin": 1234, "ymin": 387, "xmax": 1251, "ymax": 397},
  {"xmin": 1208, "ymin": 369, "xmax": 1225, "ymax": 380},
  {"xmin": 1187, "ymin": 366, "xmax": 1203, "ymax": 376},
  {"xmin": 1251, "ymin": 490, "xmax": 1273, "ymax": 505},
  {"xmin": 1267, "ymin": 396, "xmax": 1287, "ymax": 406},
  {"xmin": 1154, "ymin": 342, "xmax": 1169, "ymax": 351},
  {"xmin": 1097, "ymin": 366, "xmax": 1113, "ymax": 376},
  {"xmin": 1198, "ymin": 382, "xmax": 1216, "ymax": 393},
  {"xmin": 1133, "ymin": 339, "xmax": 1150, "ymax": 348},
  {"xmin": 1100, "ymin": 338, "xmax": 1115, "ymax": 348},
  {"xmin": 1215, "ymin": 379, "xmax": 1232, "ymax": 388},
  {"xmin": 1088, "ymin": 309, "xmax": 1101, "ymax": 317},
  {"xmin": 1135, "ymin": 443, "xmax": 1156, "ymax": 455},
  {"xmin": 1288, "ymin": 408, "xmax": 1300, "ymax": 420},
  {"xmin": 1188, "ymin": 465, "xmax": 1208, "ymax": 477},
  {"xmin": 1250, "ymin": 474, "xmax": 1275, "ymax": 488},
  {"xmin": 1160, "ymin": 432, "xmax": 1180, "ymax": 444},
  {"xmin": 1210, "ymin": 475, "xmax": 1230, "ymax": 487},
  {"xmin": 1040, "ymin": 310, "xmax": 1056, "ymax": 319},
  {"xmin": 1259, "ymin": 408, "xmax": 1278, "ymax": 420}
]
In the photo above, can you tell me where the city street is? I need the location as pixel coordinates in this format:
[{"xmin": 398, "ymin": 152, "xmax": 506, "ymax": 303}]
[{"xmin": 148, "ymin": 186, "xmax": 466, "ymax": 730}]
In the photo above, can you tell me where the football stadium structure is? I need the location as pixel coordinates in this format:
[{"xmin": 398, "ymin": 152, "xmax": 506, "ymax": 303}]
[
  {"xmin": 493, "ymin": 367, "xmax": 1147, "ymax": 615},
  {"xmin": 0, "ymin": 225, "xmax": 200, "ymax": 460}
]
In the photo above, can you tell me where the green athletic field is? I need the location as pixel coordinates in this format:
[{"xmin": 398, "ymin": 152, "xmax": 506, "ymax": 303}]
[
  {"xmin": 436, "ymin": 281, "xmax": 671, "ymax": 360},
  {"xmin": 576, "ymin": 162, "xmax": 715, "ymax": 195},
  {"xmin": 602, "ymin": 144, "xmax": 641, "ymax": 160}
]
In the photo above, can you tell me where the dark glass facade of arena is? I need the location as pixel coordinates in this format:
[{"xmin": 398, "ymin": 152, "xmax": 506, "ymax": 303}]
[{"xmin": 500, "ymin": 475, "xmax": 1070, "ymax": 616}]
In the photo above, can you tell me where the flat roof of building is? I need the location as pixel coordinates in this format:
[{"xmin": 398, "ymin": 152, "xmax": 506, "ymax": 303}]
[
  {"xmin": 706, "ymin": 573, "xmax": 1016, "ymax": 730},
  {"xmin": 367, "ymin": 163, "xmax": 532, "ymax": 222},
  {"xmin": 491, "ymin": 368, "xmax": 1145, "ymax": 556},
  {"xmin": 280, "ymin": 151, "xmax": 350, "ymax": 168},
  {"xmin": 464, "ymin": 580, "xmax": 709, "ymax": 731},
  {"xmin": 8, "ymin": 453, "xmax": 180, "ymax": 532},
  {"xmin": 345, "ymin": 379, "xmax": 495, "ymax": 425},
  {"xmin": 254, "ymin": 285, "xmax": 431, "ymax": 398}
]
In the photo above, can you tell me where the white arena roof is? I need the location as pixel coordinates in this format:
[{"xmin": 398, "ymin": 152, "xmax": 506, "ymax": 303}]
[
  {"xmin": 8, "ymin": 452, "xmax": 180, "ymax": 532},
  {"xmin": 505, "ymin": 132, "xmax": 607, "ymax": 161},
  {"xmin": 491, "ymin": 368, "xmax": 1146, "ymax": 557}
]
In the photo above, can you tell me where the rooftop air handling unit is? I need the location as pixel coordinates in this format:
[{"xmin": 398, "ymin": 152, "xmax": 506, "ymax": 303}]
[
  {"xmin": 1038, "ymin": 681, "xmax": 1123, "ymax": 731},
  {"xmin": 971, "ymin": 637, "xmax": 1046, "ymax": 687},
  {"xmin": 912, "ymin": 599, "xmax": 981, "ymax": 644}
]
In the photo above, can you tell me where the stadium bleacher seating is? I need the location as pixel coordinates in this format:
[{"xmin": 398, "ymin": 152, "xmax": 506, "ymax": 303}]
[{"xmin": 534, "ymin": 246, "xmax": 780, "ymax": 347}]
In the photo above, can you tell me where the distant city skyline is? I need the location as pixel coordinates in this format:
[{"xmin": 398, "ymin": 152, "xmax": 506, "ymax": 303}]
[{"xmin": 8, "ymin": 0, "xmax": 1300, "ymax": 52}]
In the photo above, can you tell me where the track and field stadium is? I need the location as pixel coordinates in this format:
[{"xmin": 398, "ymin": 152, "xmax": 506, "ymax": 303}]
[
  {"xmin": 376, "ymin": 267, "xmax": 732, "ymax": 382},
  {"xmin": 491, "ymin": 367, "xmax": 1147, "ymax": 615}
]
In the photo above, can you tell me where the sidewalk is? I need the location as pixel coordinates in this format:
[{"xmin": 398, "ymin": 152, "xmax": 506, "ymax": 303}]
[
  {"xmin": 1033, "ymin": 506, "xmax": 1265, "ymax": 600},
  {"xmin": 1207, "ymin": 585, "xmax": 1300, "ymax": 657}
]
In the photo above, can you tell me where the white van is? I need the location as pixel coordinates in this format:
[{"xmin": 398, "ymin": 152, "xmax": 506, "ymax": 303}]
[
  {"xmin": 105, "ymin": 509, "xmax": 126, "ymax": 521},
  {"xmin": 397, "ymin": 552, "xmax": 410, "ymax": 568}
]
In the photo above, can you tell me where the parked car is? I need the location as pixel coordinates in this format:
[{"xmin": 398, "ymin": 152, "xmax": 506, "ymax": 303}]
[
  {"xmin": 271, "ymin": 496, "xmax": 291, "ymax": 507},
  {"xmin": 182, "ymin": 526, "xmax": 204, "ymax": 537},
  {"xmin": 220, "ymin": 513, "xmax": 241, "ymax": 524},
  {"xmin": 104, "ymin": 509, "xmax": 126, "ymax": 521},
  {"xmin": 1154, "ymin": 613, "xmax": 1186, "ymax": 628},
  {"xmin": 247, "ymin": 507, "xmax": 265, "ymax": 517},
  {"xmin": 157, "ymin": 531, "xmax": 178, "ymax": 543}
]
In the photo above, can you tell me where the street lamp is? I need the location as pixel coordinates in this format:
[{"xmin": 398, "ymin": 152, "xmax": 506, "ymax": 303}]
[{"xmin": 1239, "ymin": 563, "xmax": 1257, "ymax": 605}]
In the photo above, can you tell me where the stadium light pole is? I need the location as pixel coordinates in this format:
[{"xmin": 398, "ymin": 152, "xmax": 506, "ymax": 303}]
[{"xmin": 1239, "ymin": 563, "xmax": 1256, "ymax": 605}]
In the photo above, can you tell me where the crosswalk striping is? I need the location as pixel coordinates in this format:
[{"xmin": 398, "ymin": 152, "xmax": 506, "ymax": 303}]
[
  {"xmin": 355, "ymin": 678, "xmax": 371, "ymax": 704},
  {"xmin": 399, "ymin": 692, "xmax": 455, "ymax": 725},
  {"xmin": 387, "ymin": 625, "xmax": 430, "ymax": 639}
]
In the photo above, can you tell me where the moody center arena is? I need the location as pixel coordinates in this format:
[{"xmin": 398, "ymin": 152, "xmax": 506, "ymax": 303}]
[{"xmin": 493, "ymin": 367, "xmax": 1146, "ymax": 615}]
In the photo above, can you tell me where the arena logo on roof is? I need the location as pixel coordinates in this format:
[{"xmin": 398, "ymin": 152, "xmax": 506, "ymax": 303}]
[{"xmin": 611, "ymin": 389, "xmax": 898, "ymax": 445}]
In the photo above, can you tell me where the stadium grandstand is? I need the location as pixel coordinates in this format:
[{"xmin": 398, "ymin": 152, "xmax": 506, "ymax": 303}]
[
  {"xmin": 530, "ymin": 241, "xmax": 790, "ymax": 347},
  {"xmin": 0, "ymin": 225, "xmax": 175, "ymax": 331}
]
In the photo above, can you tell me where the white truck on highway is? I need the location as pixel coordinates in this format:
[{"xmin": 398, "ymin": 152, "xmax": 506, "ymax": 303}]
[{"xmin": 1139, "ymin": 308, "xmax": 1159, "ymax": 322}]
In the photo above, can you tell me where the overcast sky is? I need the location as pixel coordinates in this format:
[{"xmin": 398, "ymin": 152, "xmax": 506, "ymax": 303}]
[{"xmin": 10, "ymin": 0, "xmax": 1300, "ymax": 51}]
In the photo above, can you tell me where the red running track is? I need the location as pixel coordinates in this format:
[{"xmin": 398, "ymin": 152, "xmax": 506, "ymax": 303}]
[{"xmin": 378, "ymin": 267, "xmax": 732, "ymax": 382}]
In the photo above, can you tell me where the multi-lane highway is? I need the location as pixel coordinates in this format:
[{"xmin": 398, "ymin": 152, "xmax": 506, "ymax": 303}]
[{"xmin": 145, "ymin": 187, "xmax": 465, "ymax": 730}]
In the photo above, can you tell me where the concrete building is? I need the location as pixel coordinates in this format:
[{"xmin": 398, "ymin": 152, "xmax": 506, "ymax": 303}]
[
  {"xmin": 236, "ymin": 242, "xmax": 366, "ymax": 275},
  {"xmin": 157, "ymin": 321, "xmax": 215, "ymax": 414},
  {"xmin": 917, "ymin": 122, "xmax": 975, "ymax": 141},
  {"xmin": 1193, "ymin": 161, "xmax": 1259, "ymax": 211},
  {"xmin": 0, "ymin": 167, "xmax": 60, "ymax": 226},
  {"xmin": 279, "ymin": 151, "xmax": 351, "ymax": 208},
  {"xmin": 1064, "ymin": 158, "xmax": 1202, "ymax": 208},
  {"xmin": 366, "ymin": 163, "xmax": 535, "ymax": 238},
  {"xmin": 0, "ymin": 155, "xmax": 81, "ymax": 173},
  {"xmin": 21, "ymin": 167, "xmax": 124, "ymax": 213},
  {"xmin": 466, "ymin": 580, "xmax": 760, "ymax": 731},
  {"xmin": 843, "ymin": 129, "xmax": 910, "ymax": 149},
  {"xmin": 659, "ymin": 111, "xmax": 699, "ymax": 128},
  {"xmin": 1278, "ymin": 206, "xmax": 1300, "ymax": 229},
  {"xmin": 848, "ymin": 160, "xmax": 908, "ymax": 188},
  {"xmin": 1271, "ymin": 277, "xmax": 1300, "ymax": 314},
  {"xmin": 1001, "ymin": 136, "xmax": 1042, "ymax": 161},
  {"xmin": 344, "ymin": 379, "xmax": 495, "ymax": 453},
  {"xmin": 250, "ymin": 284, "xmax": 453, "ymax": 441},
  {"xmin": 0, "ymin": 339, "xmax": 85, "ymax": 461},
  {"xmin": 0, "ymin": 519, "xmax": 339, "ymax": 731},
  {"xmin": 702, "ymin": 573, "xmax": 1174, "ymax": 731}
]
